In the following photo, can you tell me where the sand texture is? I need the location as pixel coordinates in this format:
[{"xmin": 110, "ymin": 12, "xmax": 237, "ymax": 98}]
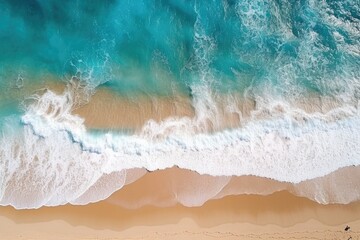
[{"xmin": 1, "ymin": 191, "xmax": 360, "ymax": 239}]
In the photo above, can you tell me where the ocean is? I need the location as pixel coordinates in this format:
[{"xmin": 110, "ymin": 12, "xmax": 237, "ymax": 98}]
[{"xmin": 0, "ymin": 0, "xmax": 359, "ymax": 209}]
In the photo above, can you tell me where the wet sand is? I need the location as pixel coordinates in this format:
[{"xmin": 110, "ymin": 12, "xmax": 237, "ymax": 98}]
[
  {"xmin": 1, "ymin": 191, "xmax": 360, "ymax": 240},
  {"xmin": 1, "ymin": 166, "xmax": 360, "ymax": 239}
]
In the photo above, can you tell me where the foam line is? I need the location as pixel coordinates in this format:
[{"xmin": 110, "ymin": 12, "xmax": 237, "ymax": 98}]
[{"xmin": 0, "ymin": 88, "xmax": 359, "ymax": 209}]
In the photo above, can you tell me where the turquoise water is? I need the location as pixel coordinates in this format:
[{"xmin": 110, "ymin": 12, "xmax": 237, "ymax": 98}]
[
  {"xmin": 0, "ymin": 1, "xmax": 360, "ymax": 209},
  {"xmin": 1, "ymin": 0, "xmax": 359, "ymax": 103}
]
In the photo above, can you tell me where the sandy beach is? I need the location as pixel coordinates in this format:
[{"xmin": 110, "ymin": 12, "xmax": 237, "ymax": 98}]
[
  {"xmin": 1, "ymin": 190, "xmax": 359, "ymax": 240},
  {"xmin": 1, "ymin": 166, "xmax": 360, "ymax": 239},
  {"xmin": 1, "ymin": 83, "xmax": 359, "ymax": 239}
]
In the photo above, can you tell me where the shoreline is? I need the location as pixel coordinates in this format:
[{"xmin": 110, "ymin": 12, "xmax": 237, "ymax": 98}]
[
  {"xmin": 1, "ymin": 81, "xmax": 359, "ymax": 206},
  {"xmin": 0, "ymin": 81, "xmax": 359, "ymax": 239},
  {"xmin": 1, "ymin": 191, "xmax": 359, "ymax": 239},
  {"xmin": 106, "ymin": 165, "xmax": 360, "ymax": 208}
]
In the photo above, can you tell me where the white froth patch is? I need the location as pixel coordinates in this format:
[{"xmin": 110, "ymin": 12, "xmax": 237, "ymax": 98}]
[{"xmin": 0, "ymin": 89, "xmax": 359, "ymax": 209}]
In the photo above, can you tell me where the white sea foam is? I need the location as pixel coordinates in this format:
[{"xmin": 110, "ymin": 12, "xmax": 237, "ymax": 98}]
[{"xmin": 0, "ymin": 85, "xmax": 359, "ymax": 209}]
